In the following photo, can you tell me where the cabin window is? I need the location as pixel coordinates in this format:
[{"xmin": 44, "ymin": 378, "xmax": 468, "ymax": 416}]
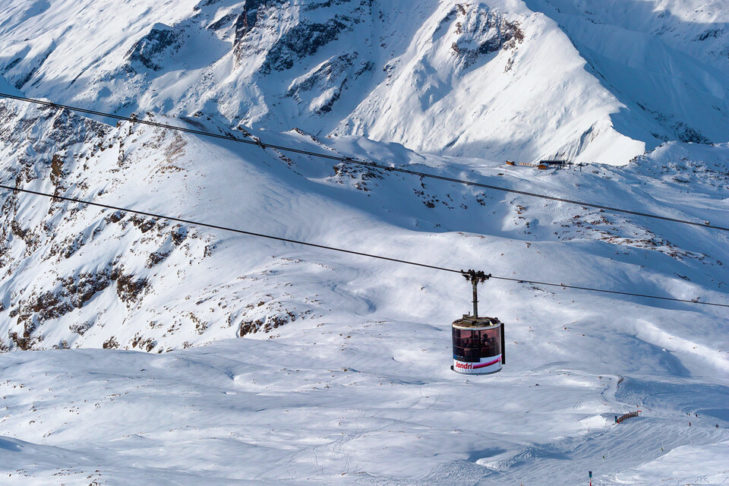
[{"xmin": 453, "ymin": 327, "xmax": 501, "ymax": 362}]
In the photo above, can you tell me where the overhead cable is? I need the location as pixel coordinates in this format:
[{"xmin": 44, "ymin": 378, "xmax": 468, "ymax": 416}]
[
  {"xmin": 1, "ymin": 183, "xmax": 726, "ymax": 309},
  {"xmin": 1, "ymin": 92, "xmax": 727, "ymax": 233}
]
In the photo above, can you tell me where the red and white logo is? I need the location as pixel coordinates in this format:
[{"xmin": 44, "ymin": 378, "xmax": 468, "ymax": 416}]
[{"xmin": 454, "ymin": 355, "xmax": 501, "ymax": 372}]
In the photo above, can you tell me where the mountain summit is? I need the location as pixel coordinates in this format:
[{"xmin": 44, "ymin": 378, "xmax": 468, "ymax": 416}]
[{"xmin": 2, "ymin": 0, "xmax": 727, "ymax": 164}]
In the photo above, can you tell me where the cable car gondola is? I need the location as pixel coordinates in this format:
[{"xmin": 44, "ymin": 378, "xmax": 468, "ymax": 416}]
[
  {"xmin": 451, "ymin": 270, "xmax": 505, "ymax": 375},
  {"xmin": 452, "ymin": 315, "xmax": 504, "ymax": 374}
]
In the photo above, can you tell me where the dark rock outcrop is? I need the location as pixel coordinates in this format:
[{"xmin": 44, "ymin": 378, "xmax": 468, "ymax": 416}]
[{"xmin": 125, "ymin": 24, "xmax": 183, "ymax": 71}]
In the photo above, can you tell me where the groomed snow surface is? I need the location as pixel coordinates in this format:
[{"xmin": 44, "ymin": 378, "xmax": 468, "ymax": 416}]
[{"xmin": 1, "ymin": 327, "xmax": 727, "ymax": 485}]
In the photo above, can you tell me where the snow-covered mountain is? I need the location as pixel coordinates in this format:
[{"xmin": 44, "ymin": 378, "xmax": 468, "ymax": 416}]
[
  {"xmin": 523, "ymin": 0, "xmax": 729, "ymax": 147},
  {"xmin": 1, "ymin": 0, "xmax": 728, "ymax": 483},
  {"xmin": 0, "ymin": 94, "xmax": 727, "ymax": 482},
  {"xmin": 1, "ymin": 96, "xmax": 727, "ymax": 352},
  {"xmin": 2, "ymin": 0, "xmax": 727, "ymax": 164}
]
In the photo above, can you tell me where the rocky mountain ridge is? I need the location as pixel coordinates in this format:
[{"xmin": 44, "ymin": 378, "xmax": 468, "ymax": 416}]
[{"xmin": 2, "ymin": 0, "xmax": 726, "ymax": 164}]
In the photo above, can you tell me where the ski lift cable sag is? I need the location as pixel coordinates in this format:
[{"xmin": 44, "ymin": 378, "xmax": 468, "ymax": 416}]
[
  {"xmin": 1, "ymin": 184, "xmax": 727, "ymax": 309},
  {"xmin": 1, "ymin": 92, "xmax": 727, "ymax": 233}
]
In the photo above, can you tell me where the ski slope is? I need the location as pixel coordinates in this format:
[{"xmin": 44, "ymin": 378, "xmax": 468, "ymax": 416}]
[
  {"xmin": 1, "ymin": 329, "xmax": 727, "ymax": 484},
  {"xmin": 0, "ymin": 0, "xmax": 728, "ymax": 482},
  {"xmin": 0, "ymin": 96, "xmax": 728, "ymax": 483}
]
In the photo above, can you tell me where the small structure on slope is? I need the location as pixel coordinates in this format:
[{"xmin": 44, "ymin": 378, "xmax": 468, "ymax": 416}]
[
  {"xmin": 615, "ymin": 410, "xmax": 642, "ymax": 423},
  {"xmin": 451, "ymin": 270, "xmax": 505, "ymax": 374},
  {"xmin": 505, "ymin": 159, "xmax": 569, "ymax": 170}
]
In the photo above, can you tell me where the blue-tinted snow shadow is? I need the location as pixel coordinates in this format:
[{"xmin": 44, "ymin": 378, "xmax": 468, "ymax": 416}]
[
  {"xmin": 699, "ymin": 408, "xmax": 729, "ymax": 422},
  {"xmin": 425, "ymin": 441, "xmax": 572, "ymax": 484},
  {"xmin": 522, "ymin": 0, "xmax": 729, "ymax": 148},
  {"xmin": 0, "ymin": 0, "xmax": 50, "ymax": 36},
  {"xmin": 0, "ymin": 438, "xmax": 21, "ymax": 451},
  {"xmin": 616, "ymin": 377, "xmax": 729, "ymax": 419},
  {"xmin": 467, "ymin": 447, "xmax": 507, "ymax": 462}
]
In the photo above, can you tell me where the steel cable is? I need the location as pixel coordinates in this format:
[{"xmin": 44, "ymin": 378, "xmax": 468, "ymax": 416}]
[
  {"xmin": 1, "ymin": 183, "xmax": 726, "ymax": 308},
  {"xmin": 1, "ymin": 92, "xmax": 727, "ymax": 233}
]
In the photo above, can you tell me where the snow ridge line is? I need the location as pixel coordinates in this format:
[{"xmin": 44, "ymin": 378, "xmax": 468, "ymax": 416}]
[
  {"xmin": 1, "ymin": 183, "xmax": 727, "ymax": 309},
  {"xmin": 1, "ymin": 92, "xmax": 727, "ymax": 233}
]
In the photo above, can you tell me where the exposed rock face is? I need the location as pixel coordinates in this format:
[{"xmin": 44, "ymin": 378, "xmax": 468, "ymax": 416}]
[
  {"xmin": 448, "ymin": 5, "xmax": 524, "ymax": 71},
  {"xmin": 125, "ymin": 24, "xmax": 183, "ymax": 71},
  {"xmin": 232, "ymin": 0, "xmax": 288, "ymax": 62},
  {"xmin": 231, "ymin": 0, "xmax": 358, "ymax": 74},
  {"xmin": 261, "ymin": 17, "xmax": 350, "ymax": 73},
  {"xmin": 6, "ymin": 265, "xmax": 145, "ymax": 349},
  {"xmin": 0, "ymin": 100, "xmax": 318, "ymax": 352},
  {"xmin": 0, "ymin": 0, "xmax": 727, "ymax": 357},
  {"xmin": 674, "ymin": 122, "xmax": 710, "ymax": 144},
  {"xmin": 1, "ymin": 0, "xmax": 727, "ymax": 164},
  {"xmin": 286, "ymin": 53, "xmax": 369, "ymax": 114}
]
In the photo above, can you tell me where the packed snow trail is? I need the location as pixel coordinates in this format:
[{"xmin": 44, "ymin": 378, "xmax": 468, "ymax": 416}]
[{"xmin": 1, "ymin": 320, "xmax": 727, "ymax": 484}]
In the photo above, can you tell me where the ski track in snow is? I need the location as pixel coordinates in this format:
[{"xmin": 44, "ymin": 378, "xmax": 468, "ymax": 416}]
[{"xmin": 0, "ymin": 332, "xmax": 727, "ymax": 484}]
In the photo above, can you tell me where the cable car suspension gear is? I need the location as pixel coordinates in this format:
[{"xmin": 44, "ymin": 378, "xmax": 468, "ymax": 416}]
[{"xmin": 462, "ymin": 269, "xmax": 491, "ymax": 318}]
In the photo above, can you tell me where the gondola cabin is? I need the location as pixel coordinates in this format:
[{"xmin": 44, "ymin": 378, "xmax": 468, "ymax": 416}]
[{"xmin": 452, "ymin": 316, "xmax": 504, "ymax": 374}]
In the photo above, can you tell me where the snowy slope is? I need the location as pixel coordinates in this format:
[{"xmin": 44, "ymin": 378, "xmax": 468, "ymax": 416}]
[
  {"xmin": 0, "ymin": 93, "xmax": 728, "ymax": 481},
  {"xmin": 3, "ymin": 0, "xmax": 726, "ymax": 163},
  {"xmin": 1, "ymin": 97, "xmax": 727, "ymax": 352},
  {"xmin": 523, "ymin": 0, "xmax": 729, "ymax": 148},
  {"xmin": 0, "ymin": 335, "xmax": 727, "ymax": 485},
  {"xmin": 1, "ymin": 1, "xmax": 729, "ymax": 483}
]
